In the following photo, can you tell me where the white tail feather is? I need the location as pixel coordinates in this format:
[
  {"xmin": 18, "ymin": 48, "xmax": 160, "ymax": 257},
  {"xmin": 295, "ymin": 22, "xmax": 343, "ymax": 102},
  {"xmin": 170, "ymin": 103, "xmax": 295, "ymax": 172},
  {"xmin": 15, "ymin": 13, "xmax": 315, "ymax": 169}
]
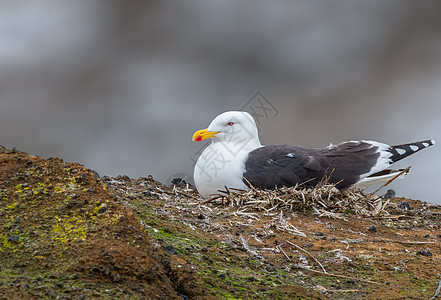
[{"xmin": 354, "ymin": 170, "xmax": 410, "ymax": 188}]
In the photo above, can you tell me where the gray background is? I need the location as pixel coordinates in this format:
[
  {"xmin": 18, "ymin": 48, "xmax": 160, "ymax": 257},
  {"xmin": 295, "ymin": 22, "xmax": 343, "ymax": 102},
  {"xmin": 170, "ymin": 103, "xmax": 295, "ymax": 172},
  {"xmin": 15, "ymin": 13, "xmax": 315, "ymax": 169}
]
[{"xmin": 1, "ymin": 1, "xmax": 440, "ymax": 203}]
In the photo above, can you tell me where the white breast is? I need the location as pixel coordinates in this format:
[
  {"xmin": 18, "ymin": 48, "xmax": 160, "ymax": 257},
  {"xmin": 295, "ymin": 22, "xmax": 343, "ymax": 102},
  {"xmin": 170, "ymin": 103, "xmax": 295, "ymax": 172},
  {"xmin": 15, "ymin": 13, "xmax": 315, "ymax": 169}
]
[{"xmin": 194, "ymin": 142, "xmax": 250, "ymax": 198}]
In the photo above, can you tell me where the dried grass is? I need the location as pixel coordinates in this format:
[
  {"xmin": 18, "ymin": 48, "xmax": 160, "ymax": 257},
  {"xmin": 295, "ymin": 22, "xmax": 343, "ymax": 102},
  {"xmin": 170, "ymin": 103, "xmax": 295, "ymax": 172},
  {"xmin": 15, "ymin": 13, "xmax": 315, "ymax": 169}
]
[{"xmin": 209, "ymin": 179, "xmax": 393, "ymax": 218}]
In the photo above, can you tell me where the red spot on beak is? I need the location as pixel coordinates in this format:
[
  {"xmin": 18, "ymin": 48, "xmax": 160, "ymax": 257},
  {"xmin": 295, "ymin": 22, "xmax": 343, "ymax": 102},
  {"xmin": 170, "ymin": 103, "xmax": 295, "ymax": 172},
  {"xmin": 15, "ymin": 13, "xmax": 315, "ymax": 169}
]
[{"xmin": 194, "ymin": 136, "xmax": 202, "ymax": 142}]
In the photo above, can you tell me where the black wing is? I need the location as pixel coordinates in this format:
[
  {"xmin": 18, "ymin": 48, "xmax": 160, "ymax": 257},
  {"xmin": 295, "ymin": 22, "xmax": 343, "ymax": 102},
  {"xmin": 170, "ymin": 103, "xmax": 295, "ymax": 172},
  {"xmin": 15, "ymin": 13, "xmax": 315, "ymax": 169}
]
[{"xmin": 243, "ymin": 141, "xmax": 380, "ymax": 189}]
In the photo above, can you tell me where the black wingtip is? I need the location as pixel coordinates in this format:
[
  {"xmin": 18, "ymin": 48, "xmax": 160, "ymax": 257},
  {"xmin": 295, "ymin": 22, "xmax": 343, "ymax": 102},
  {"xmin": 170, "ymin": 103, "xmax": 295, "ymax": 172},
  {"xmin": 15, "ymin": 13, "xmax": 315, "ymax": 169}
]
[{"xmin": 388, "ymin": 139, "xmax": 435, "ymax": 164}]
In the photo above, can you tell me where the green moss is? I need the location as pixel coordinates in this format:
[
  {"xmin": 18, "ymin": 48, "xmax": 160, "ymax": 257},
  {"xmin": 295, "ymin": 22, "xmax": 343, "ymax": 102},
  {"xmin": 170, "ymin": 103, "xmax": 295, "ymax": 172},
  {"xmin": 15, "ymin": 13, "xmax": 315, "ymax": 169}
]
[
  {"xmin": 51, "ymin": 214, "xmax": 87, "ymax": 244},
  {"xmin": 0, "ymin": 234, "xmax": 13, "ymax": 251}
]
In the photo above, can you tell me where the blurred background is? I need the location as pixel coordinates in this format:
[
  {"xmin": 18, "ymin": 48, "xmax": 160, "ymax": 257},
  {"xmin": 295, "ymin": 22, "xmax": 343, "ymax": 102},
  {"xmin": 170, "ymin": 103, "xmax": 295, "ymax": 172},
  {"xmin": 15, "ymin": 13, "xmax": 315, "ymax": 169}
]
[{"xmin": 1, "ymin": 1, "xmax": 440, "ymax": 203}]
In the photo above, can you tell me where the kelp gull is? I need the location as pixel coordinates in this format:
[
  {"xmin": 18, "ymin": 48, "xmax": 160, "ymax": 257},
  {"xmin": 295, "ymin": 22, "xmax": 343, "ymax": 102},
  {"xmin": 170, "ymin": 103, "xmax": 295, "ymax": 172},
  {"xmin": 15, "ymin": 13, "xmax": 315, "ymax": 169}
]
[{"xmin": 192, "ymin": 111, "xmax": 435, "ymax": 198}]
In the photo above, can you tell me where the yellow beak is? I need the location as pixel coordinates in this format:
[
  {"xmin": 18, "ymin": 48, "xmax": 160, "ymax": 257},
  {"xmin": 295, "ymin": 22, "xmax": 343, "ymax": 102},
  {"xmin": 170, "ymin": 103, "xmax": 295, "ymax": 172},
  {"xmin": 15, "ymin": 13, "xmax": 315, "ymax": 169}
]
[{"xmin": 192, "ymin": 128, "xmax": 220, "ymax": 141}]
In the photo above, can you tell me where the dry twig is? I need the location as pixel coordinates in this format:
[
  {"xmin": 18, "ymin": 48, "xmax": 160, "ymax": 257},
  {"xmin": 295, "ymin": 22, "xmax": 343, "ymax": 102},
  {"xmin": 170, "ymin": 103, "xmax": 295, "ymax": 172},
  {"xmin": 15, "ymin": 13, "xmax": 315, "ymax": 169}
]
[
  {"xmin": 284, "ymin": 240, "xmax": 327, "ymax": 274},
  {"xmin": 431, "ymin": 276, "xmax": 441, "ymax": 300},
  {"xmin": 277, "ymin": 244, "xmax": 292, "ymax": 261},
  {"xmin": 300, "ymin": 268, "xmax": 382, "ymax": 285},
  {"xmin": 368, "ymin": 166, "xmax": 411, "ymax": 198}
]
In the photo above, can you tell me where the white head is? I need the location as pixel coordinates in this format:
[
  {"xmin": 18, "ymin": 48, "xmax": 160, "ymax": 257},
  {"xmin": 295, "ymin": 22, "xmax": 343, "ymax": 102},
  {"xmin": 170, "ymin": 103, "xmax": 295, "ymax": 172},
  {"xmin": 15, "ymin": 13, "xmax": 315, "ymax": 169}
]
[{"xmin": 193, "ymin": 111, "xmax": 262, "ymax": 150}]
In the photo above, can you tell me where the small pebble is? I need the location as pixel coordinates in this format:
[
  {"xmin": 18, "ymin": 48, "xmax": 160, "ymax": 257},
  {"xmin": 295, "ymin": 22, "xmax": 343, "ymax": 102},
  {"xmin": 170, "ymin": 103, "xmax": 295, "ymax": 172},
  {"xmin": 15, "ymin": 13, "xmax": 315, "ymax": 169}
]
[
  {"xmin": 98, "ymin": 206, "xmax": 108, "ymax": 214},
  {"xmin": 163, "ymin": 245, "xmax": 178, "ymax": 255},
  {"xmin": 7, "ymin": 235, "xmax": 19, "ymax": 242},
  {"xmin": 112, "ymin": 273, "xmax": 121, "ymax": 282},
  {"xmin": 416, "ymin": 250, "xmax": 432, "ymax": 256},
  {"xmin": 91, "ymin": 170, "xmax": 100, "ymax": 179},
  {"xmin": 265, "ymin": 265, "xmax": 276, "ymax": 273},
  {"xmin": 368, "ymin": 225, "xmax": 377, "ymax": 233},
  {"xmin": 423, "ymin": 234, "xmax": 430, "ymax": 238},
  {"xmin": 171, "ymin": 178, "xmax": 186, "ymax": 185},
  {"xmin": 119, "ymin": 175, "xmax": 131, "ymax": 181},
  {"xmin": 161, "ymin": 259, "xmax": 171, "ymax": 270},
  {"xmin": 397, "ymin": 201, "xmax": 412, "ymax": 210},
  {"xmin": 383, "ymin": 189, "xmax": 396, "ymax": 199}
]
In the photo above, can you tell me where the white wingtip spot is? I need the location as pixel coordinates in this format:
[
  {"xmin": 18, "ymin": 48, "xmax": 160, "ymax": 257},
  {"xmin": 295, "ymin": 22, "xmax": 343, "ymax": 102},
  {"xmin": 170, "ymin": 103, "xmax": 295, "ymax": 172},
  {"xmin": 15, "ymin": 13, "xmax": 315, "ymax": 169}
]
[
  {"xmin": 431, "ymin": 139, "xmax": 436, "ymax": 145},
  {"xmin": 410, "ymin": 145, "xmax": 419, "ymax": 151},
  {"xmin": 396, "ymin": 148, "xmax": 406, "ymax": 155},
  {"xmin": 423, "ymin": 142, "xmax": 429, "ymax": 148}
]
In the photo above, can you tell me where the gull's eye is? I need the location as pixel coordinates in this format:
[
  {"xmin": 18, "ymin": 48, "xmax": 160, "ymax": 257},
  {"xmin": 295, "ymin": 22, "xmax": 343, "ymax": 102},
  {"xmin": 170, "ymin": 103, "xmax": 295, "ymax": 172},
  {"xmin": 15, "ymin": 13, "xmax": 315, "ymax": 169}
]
[{"xmin": 226, "ymin": 121, "xmax": 234, "ymax": 126}]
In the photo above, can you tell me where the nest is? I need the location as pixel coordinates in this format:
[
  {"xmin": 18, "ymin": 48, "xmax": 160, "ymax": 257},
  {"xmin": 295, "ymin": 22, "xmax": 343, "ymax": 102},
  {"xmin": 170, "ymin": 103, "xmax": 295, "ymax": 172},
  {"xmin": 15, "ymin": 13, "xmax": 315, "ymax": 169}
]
[{"xmin": 205, "ymin": 182, "xmax": 393, "ymax": 219}]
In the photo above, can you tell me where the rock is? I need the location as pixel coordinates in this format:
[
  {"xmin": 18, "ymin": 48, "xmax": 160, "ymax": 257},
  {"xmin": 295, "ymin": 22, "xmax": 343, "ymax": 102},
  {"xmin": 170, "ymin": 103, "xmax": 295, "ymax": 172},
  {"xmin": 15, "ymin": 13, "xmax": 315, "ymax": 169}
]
[
  {"xmin": 118, "ymin": 175, "xmax": 131, "ymax": 181},
  {"xmin": 164, "ymin": 245, "xmax": 178, "ymax": 255},
  {"xmin": 161, "ymin": 259, "xmax": 171, "ymax": 273},
  {"xmin": 202, "ymin": 255, "xmax": 213, "ymax": 263},
  {"xmin": 66, "ymin": 201, "xmax": 79, "ymax": 209},
  {"xmin": 133, "ymin": 286, "xmax": 144, "ymax": 293},
  {"xmin": 7, "ymin": 235, "xmax": 19, "ymax": 243},
  {"xmin": 383, "ymin": 189, "xmax": 396, "ymax": 199},
  {"xmin": 397, "ymin": 201, "xmax": 411, "ymax": 210},
  {"xmin": 314, "ymin": 232, "xmax": 324, "ymax": 236},
  {"xmin": 98, "ymin": 206, "xmax": 108, "ymax": 214},
  {"xmin": 142, "ymin": 191, "xmax": 152, "ymax": 197},
  {"xmin": 75, "ymin": 174, "xmax": 88, "ymax": 184},
  {"xmin": 368, "ymin": 225, "xmax": 377, "ymax": 233},
  {"xmin": 265, "ymin": 265, "xmax": 276, "ymax": 273},
  {"xmin": 171, "ymin": 178, "xmax": 186, "ymax": 185},
  {"xmin": 315, "ymin": 285, "xmax": 327, "ymax": 292},
  {"xmin": 111, "ymin": 273, "xmax": 121, "ymax": 283},
  {"xmin": 90, "ymin": 170, "xmax": 100, "ymax": 179},
  {"xmin": 416, "ymin": 250, "xmax": 432, "ymax": 256},
  {"xmin": 54, "ymin": 282, "xmax": 64, "ymax": 289}
]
